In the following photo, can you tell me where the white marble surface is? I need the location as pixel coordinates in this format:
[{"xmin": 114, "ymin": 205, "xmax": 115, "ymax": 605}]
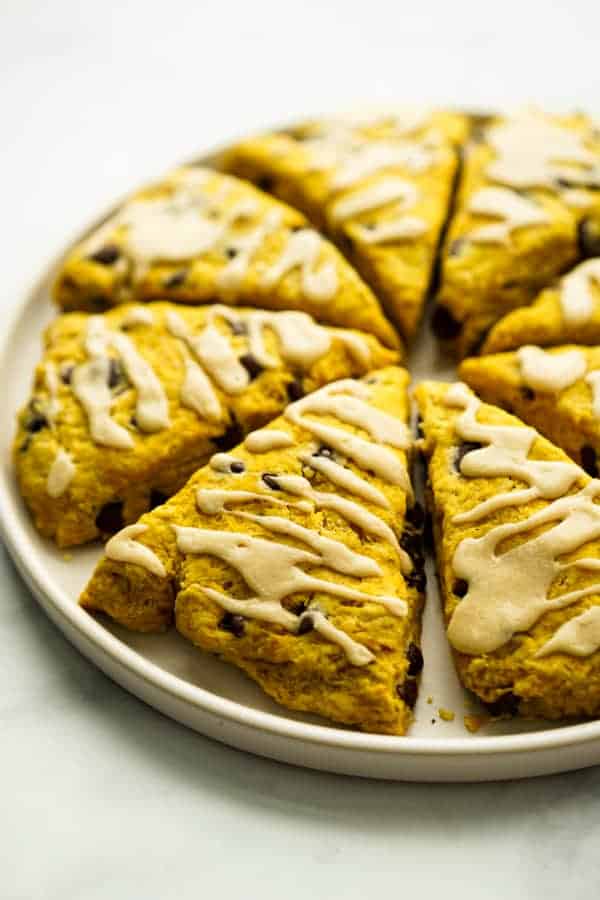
[{"xmin": 3, "ymin": 1, "xmax": 600, "ymax": 896}]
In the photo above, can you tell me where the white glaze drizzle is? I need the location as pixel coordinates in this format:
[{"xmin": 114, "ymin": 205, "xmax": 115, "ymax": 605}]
[
  {"xmin": 46, "ymin": 448, "xmax": 75, "ymax": 498},
  {"xmin": 536, "ymin": 605, "xmax": 600, "ymax": 658},
  {"xmin": 105, "ymin": 524, "xmax": 167, "ymax": 577},
  {"xmin": 111, "ymin": 332, "xmax": 170, "ymax": 431},
  {"xmin": 179, "ymin": 349, "xmax": 222, "ymax": 422},
  {"xmin": 517, "ymin": 346, "xmax": 587, "ymax": 393},
  {"xmin": 586, "ymin": 370, "xmax": 600, "ymax": 419},
  {"xmin": 468, "ymin": 187, "xmax": 549, "ymax": 243},
  {"xmin": 120, "ymin": 306, "xmax": 155, "ymax": 328},
  {"xmin": 196, "ymin": 489, "xmax": 287, "ymax": 515},
  {"xmin": 72, "ymin": 356, "xmax": 134, "ymax": 449},
  {"xmin": 448, "ymin": 482, "xmax": 600, "ymax": 654},
  {"xmin": 562, "ymin": 188, "xmax": 594, "ymax": 209},
  {"xmin": 298, "ymin": 451, "xmax": 390, "ymax": 509},
  {"xmin": 262, "ymin": 229, "xmax": 338, "ymax": 302},
  {"xmin": 330, "ymin": 177, "xmax": 419, "ymax": 223},
  {"xmin": 355, "ymin": 216, "xmax": 427, "ymax": 244},
  {"xmin": 209, "ymin": 453, "xmax": 244, "ymax": 473},
  {"xmin": 560, "ymin": 259, "xmax": 600, "ymax": 327},
  {"xmin": 44, "ymin": 362, "xmax": 61, "ymax": 426},
  {"xmin": 445, "ymin": 382, "xmax": 581, "ymax": 523},
  {"xmin": 285, "ymin": 381, "xmax": 411, "ymax": 489},
  {"xmin": 244, "ymin": 429, "xmax": 294, "ymax": 453},
  {"xmin": 217, "ymin": 208, "xmax": 282, "ymax": 292},
  {"xmin": 332, "ymin": 142, "xmax": 433, "ymax": 190},
  {"xmin": 485, "ymin": 112, "xmax": 600, "ymax": 191}
]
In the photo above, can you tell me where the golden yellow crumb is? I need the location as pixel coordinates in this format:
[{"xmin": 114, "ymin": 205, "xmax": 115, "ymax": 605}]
[{"xmin": 438, "ymin": 707, "xmax": 455, "ymax": 722}]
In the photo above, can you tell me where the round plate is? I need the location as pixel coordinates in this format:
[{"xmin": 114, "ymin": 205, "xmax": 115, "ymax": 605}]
[{"xmin": 3, "ymin": 185, "xmax": 600, "ymax": 783}]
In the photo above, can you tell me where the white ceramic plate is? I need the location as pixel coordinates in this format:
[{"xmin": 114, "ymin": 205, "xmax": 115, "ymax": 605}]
[{"xmin": 3, "ymin": 183, "xmax": 600, "ymax": 783}]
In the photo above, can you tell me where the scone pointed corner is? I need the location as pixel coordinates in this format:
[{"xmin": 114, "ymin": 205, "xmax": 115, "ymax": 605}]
[
  {"xmin": 78, "ymin": 366, "xmax": 426, "ymax": 734},
  {"xmin": 52, "ymin": 165, "xmax": 401, "ymax": 352},
  {"xmin": 417, "ymin": 378, "xmax": 600, "ymax": 722}
]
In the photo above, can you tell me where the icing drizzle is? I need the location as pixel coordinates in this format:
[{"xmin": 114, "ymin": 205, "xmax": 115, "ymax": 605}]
[
  {"xmin": 468, "ymin": 187, "xmax": 549, "ymax": 243},
  {"xmin": 560, "ymin": 259, "xmax": 600, "ymax": 327},
  {"xmin": 105, "ymin": 524, "xmax": 167, "ymax": 577},
  {"xmin": 517, "ymin": 346, "xmax": 587, "ymax": 393}
]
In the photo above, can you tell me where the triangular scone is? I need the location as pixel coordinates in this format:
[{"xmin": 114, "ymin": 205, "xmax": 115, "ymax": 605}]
[
  {"xmin": 417, "ymin": 380, "xmax": 600, "ymax": 721},
  {"xmin": 432, "ymin": 110, "xmax": 600, "ymax": 358},
  {"xmin": 80, "ymin": 368, "xmax": 426, "ymax": 734},
  {"xmin": 53, "ymin": 166, "xmax": 398, "ymax": 350},
  {"xmin": 220, "ymin": 109, "xmax": 469, "ymax": 340},
  {"xmin": 460, "ymin": 345, "xmax": 600, "ymax": 477},
  {"xmin": 482, "ymin": 259, "xmax": 600, "ymax": 353},
  {"xmin": 15, "ymin": 302, "xmax": 397, "ymax": 547}
]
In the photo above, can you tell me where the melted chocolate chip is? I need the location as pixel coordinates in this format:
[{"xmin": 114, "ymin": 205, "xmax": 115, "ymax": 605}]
[
  {"xmin": 416, "ymin": 416, "xmax": 424, "ymax": 440},
  {"xmin": 149, "ymin": 490, "xmax": 168, "ymax": 510},
  {"xmin": 521, "ymin": 386, "xmax": 535, "ymax": 401},
  {"xmin": 95, "ymin": 501, "xmax": 125, "ymax": 534},
  {"xmin": 225, "ymin": 247, "xmax": 238, "ymax": 259},
  {"xmin": 60, "ymin": 364, "xmax": 74, "ymax": 384},
  {"xmin": 108, "ymin": 358, "xmax": 127, "ymax": 391},
  {"xmin": 89, "ymin": 244, "xmax": 120, "ymax": 265},
  {"xmin": 454, "ymin": 441, "xmax": 483, "ymax": 473},
  {"xmin": 405, "ymin": 501, "xmax": 425, "ymax": 531},
  {"xmin": 405, "ymin": 568, "xmax": 427, "ymax": 592},
  {"xmin": 261, "ymin": 473, "xmax": 281, "ymax": 491},
  {"xmin": 239, "ymin": 353, "xmax": 264, "ymax": 381},
  {"xmin": 212, "ymin": 418, "xmax": 244, "ymax": 452},
  {"xmin": 164, "ymin": 270, "xmax": 187, "ymax": 289},
  {"xmin": 286, "ymin": 378, "xmax": 304, "ymax": 402},
  {"xmin": 581, "ymin": 444, "xmax": 598, "ymax": 477},
  {"xmin": 483, "ymin": 692, "xmax": 520, "ymax": 718},
  {"xmin": 290, "ymin": 601, "xmax": 308, "ymax": 616},
  {"xmin": 399, "ymin": 530, "xmax": 424, "ymax": 566},
  {"xmin": 297, "ymin": 614, "xmax": 314, "ymax": 635},
  {"xmin": 290, "ymin": 225, "xmax": 304, "ymax": 233},
  {"xmin": 19, "ymin": 436, "xmax": 32, "ymax": 453},
  {"xmin": 396, "ymin": 678, "xmax": 418, "ymax": 709},
  {"xmin": 230, "ymin": 461, "xmax": 245, "ymax": 474},
  {"xmin": 218, "ymin": 612, "xmax": 245, "ymax": 638},
  {"xmin": 431, "ymin": 304, "xmax": 463, "ymax": 340},
  {"xmin": 578, "ymin": 217, "xmax": 600, "ymax": 259},
  {"xmin": 228, "ymin": 319, "xmax": 248, "ymax": 336},
  {"xmin": 453, "ymin": 578, "xmax": 468, "ymax": 598},
  {"xmin": 256, "ymin": 176, "xmax": 274, "ymax": 193},
  {"xmin": 448, "ymin": 237, "xmax": 467, "ymax": 257},
  {"xmin": 23, "ymin": 400, "xmax": 48, "ymax": 434},
  {"xmin": 406, "ymin": 643, "xmax": 424, "ymax": 677}
]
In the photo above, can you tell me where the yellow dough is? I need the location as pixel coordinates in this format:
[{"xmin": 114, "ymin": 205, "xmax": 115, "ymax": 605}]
[
  {"xmin": 79, "ymin": 368, "xmax": 426, "ymax": 735},
  {"xmin": 53, "ymin": 166, "xmax": 399, "ymax": 350},
  {"xmin": 15, "ymin": 302, "xmax": 397, "ymax": 547},
  {"xmin": 417, "ymin": 380, "xmax": 600, "ymax": 720},
  {"xmin": 482, "ymin": 258, "xmax": 600, "ymax": 353},
  {"xmin": 432, "ymin": 110, "xmax": 600, "ymax": 358},
  {"xmin": 220, "ymin": 109, "xmax": 469, "ymax": 340},
  {"xmin": 460, "ymin": 344, "xmax": 600, "ymax": 476}
]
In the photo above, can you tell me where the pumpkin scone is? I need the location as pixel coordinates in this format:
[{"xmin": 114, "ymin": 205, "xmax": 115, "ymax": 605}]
[
  {"xmin": 80, "ymin": 369, "xmax": 426, "ymax": 734},
  {"xmin": 15, "ymin": 302, "xmax": 397, "ymax": 547},
  {"xmin": 53, "ymin": 166, "xmax": 398, "ymax": 350},
  {"xmin": 220, "ymin": 108, "xmax": 469, "ymax": 340},
  {"xmin": 482, "ymin": 258, "xmax": 600, "ymax": 353},
  {"xmin": 432, "ymin": 109, "xmax": 600, "ymax": 358},
  {"xmin": 460, "ymin": 344, "xmax": 600, "ymax": 478},
  {"xmin": 416, "ymin": 380, "xmax": 600, "ymax": 720}
]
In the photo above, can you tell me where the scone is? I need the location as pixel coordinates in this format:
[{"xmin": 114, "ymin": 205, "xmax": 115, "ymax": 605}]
[
  {"xmin": 220, "ymin": 108, "xmax": 469, "ymax": 340},
  {"xmin": 460, "ymin": 344, "xmax": 600, "ymax": 477},
  {"xmin": 482, "ymin": 259, "xmax": 600, "ymax": 353},
  {"xmin": 53, "ymin": 166, "xmax": 399, "ymax": 350},
  {"xmin": 432, "ymin": 109, "xmax": 600, "ymax": 357},
  {"xmin": 15, "ymin": 302, "xmax": 397, "ymax": 547},
  {"xmin": 80, "ymin": 368, "xmax": 426, "ymax": 734},
  {"xmin": 417, "ymin": 380, "xmax": 600, "ymax": 720}
]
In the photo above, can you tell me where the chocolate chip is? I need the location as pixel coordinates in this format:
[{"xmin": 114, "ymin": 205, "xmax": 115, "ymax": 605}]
[
  {"xmin": 297, "ymin": 614, "xmax": 314, "ymax": 635},
  {"xmin": 581, "ymin": 444, "xmax": 599, "ymax": 477},
  {"xmin": 405, "ymin": 502, "xmax": 425, "ymax": 531},
  {"xmin": 212, "ymin": 418, "xmax": 244, "ymax": 452},
  {"xmin": 399, "ymin": 530, "xmax": 424, "ymax": 566},
  {"xmin": 23, "ymin": 400, "xmax": 48, "ymax": 433},
  {"xmin": 95, "ymin": 501, "xmax": 125, "ymax": 534},
  {"xmin": 261, "ymin": 473, "xmax": 281, "ymax": 491},
  {"xmin": 396, "ymin": 678, "xmax": 418, "ymax": 709},
  {"xmin": 228, "ymin": 319, "xmax": 248, "ymax": 336},
  {"xmin": 225, "ymin": 247, "xmax": 238, "ymax": 259},
  {"xmin": 290, "ymin": 601, "xmax": 308, "ymax": 616},
  {"xmin": 578, "ymin": 217, "xmax": 600, "ymax": 259},
  {"xmin": 19, "ymin": 437, "xmax": 32, "ymax": 453},
  {"xmin": 164, "ymin": 270, "xmax": 187, "ymax": 289},
  {"xmin": 453, "ymin": 578, "xmax": 468, "ymax": 598},
  {"xmin": 107, "ymin": 358, "xmax": 126, "ymax": 391},
  {"xmin": 239, "ymin": 353, "xmax": 264, "ymax": 381},
  {"xmin": 149, "ymin": 490, "xmax": 167, "ymax": 510},
  {"xmin": 405, "ymin": 568, "xmax": 427, "ymax": 592},
  {"xmin": 521, "ymin": 386, "xmax": 535, "ymax": 401},
  {"xmin": 406, "ymin": 643, "xmax": 424, "ymax": 677},
  {"xmin": 286, "ymin": 378, "xmax": 304, "ymax": 402},
  {"xmin": 483, "ymin": 692, "xmax": 520, "ymax": 718},
  {"xmin": 431, "ymin": 304, "xmax": 463, "ymax": 340},
  {"xmin": 290, "ymin": 225, "xmax": 304, "ymax": 233},
  {"xmin": 416, "ymin": 416, "xmax": 424, "ymax": 440},
  {"xmin": 89, "ymin": 244, "xmax": 120, "ymax": 265},
  {"xmin": 313, "ymin": 445, "xmax": 334, "ymax": 458},
  {"xmin": 448, "ymin": 237, "xmax": 467, "ymax": 257},
  {"xmin": 218, "ymin": 612, "xmax": 245, "ymax": 637},
  {"xmin": 230, "ymin": 461, "xmax": 245, "ymax": 474},
  {"xmin": 454, "ymin": 441, "xmax": 483, "ymax": 473},
  {"xmin": 256, "ymin": 176, "xmax": 274, "ymax": 193},
  {"xmin": 60, "ymin": 364, "xmax": 74, "ymax": 384}
]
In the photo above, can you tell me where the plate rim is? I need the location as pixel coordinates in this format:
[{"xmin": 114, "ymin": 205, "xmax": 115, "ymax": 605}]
[{"xmin": 3, "ymin": 161, "xmax": 600, "ymax": 767}]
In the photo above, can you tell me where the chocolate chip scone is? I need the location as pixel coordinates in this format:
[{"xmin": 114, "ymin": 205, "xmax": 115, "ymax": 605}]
[
  {"xmin": 80, "ymin": 368, "xmax": 426, "ymax": 734},
  {"xmin": 432, "ymin": 109, "xmax": 600, "ymax": 357},
  {"xmin": 220, "ymin": 108, "xmax": 469, "ymax": 340},
  {"xmin": 482, "ymin": 258, "xmax": 600, "ymax": 353},
  {"xmin": 417, "ymin": 380, "xmax": 600, "ymax": 720},
  {"xmin": 53, "ymin": 166, "xmax": 399, "ymax": 350},
  {"xmin": 460, "ymin": 344, "xmax": 600, "ymax": 478},
  {"xmin": 15, "ymin": 302, "xmax": 397, "ymax": 547}
]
